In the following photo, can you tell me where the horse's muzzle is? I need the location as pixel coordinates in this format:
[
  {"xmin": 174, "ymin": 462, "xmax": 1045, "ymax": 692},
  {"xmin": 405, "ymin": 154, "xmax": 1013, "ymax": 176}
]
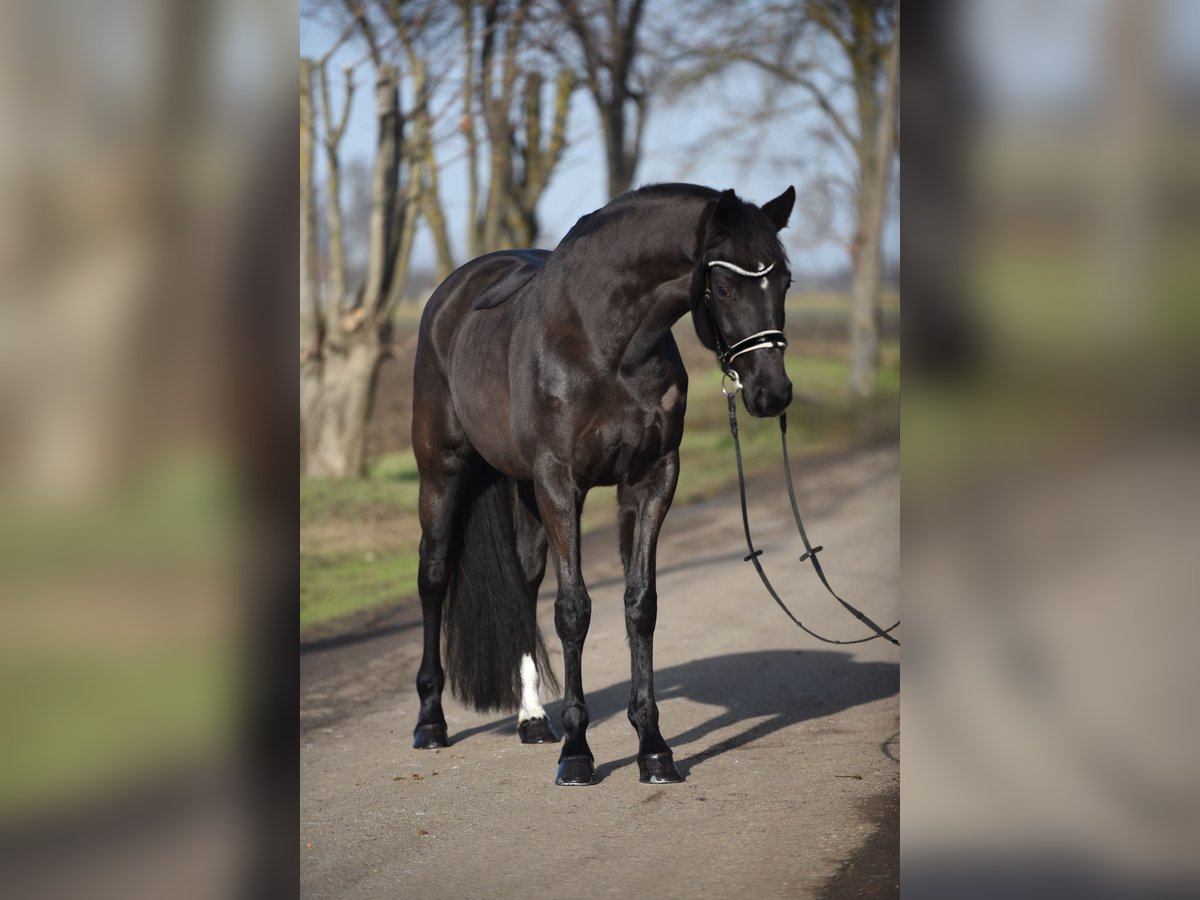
[{"xmin": 745, "ymin": 377, "xmax": 792, "ymax": 418}]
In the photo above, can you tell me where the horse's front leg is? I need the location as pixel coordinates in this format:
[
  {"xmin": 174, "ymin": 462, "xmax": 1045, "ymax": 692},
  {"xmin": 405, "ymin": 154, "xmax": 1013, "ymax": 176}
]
[
  {"xmin": 618, "ymin": 451, "xmax": 683, "ymax": 783},
  {"xmin": 534, "ymin": 461, "xmax": 594, "ymax": 785}
]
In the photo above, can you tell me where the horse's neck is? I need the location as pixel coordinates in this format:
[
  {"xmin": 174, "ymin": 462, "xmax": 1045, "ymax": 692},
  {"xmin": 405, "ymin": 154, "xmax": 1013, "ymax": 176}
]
[
  {"xmin": 613, "ymin": 273, "xmax": 693, "ymax": 369},
  {"xmin": 566, "ymin": 198, "xmax": 704, "ymax": 369}
]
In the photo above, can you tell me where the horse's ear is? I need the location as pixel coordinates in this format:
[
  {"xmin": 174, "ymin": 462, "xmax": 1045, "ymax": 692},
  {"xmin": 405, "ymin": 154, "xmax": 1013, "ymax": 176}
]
[
  {"xmin": 761, "ymin": 186, "xmax": 796, "ymax": 230},
  {"xmin": 710, "ymin": 188, "xmax": 739, "ymax": 239}
]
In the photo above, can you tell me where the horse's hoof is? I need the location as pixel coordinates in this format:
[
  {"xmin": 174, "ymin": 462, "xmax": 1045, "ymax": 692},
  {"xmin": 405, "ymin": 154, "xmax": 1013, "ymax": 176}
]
[
  {"xmin": 554, "ymin": 755, "xmax": 595, "ymax": 786},
  {"xmin": 638, "ymin": 752, "xmax": 683, "ymax": 784},
  {"xmin": 518, "ymin": 717, "xmax": 560, "ymax": 744},
  {"xmin": 412, "ymin": 723, "xmax": 449, "ymax": 750}
]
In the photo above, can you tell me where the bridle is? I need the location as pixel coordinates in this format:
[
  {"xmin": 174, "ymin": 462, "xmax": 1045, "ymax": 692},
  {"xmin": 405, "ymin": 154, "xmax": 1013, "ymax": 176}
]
[
  {"xmin": 700, "ymin": 259, "xmax": 788, "ymax": 389},
  {"xmin": 697, "ymin": 257, "xmax": 901, "ymax": 647}
]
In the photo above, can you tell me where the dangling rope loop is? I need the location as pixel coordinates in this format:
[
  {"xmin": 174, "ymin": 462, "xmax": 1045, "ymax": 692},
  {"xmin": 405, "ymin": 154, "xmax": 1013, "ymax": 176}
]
[{"xmin": 726, "ymin": 391, "xmax": 900, "ymax": 646}]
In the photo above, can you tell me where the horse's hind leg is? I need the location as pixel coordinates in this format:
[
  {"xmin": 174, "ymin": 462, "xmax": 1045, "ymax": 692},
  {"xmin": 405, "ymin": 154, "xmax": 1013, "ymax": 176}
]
[
  {"xmin": 618, "ymin": 451, "xmax": 683, "ymax": 783},
  {"xmin": 514, "ymin": 480, "xmax": 558, "ymax": 744},
  {"xmin": 411, "ymin": 415, "xmax": 474, "ymax": 750}
]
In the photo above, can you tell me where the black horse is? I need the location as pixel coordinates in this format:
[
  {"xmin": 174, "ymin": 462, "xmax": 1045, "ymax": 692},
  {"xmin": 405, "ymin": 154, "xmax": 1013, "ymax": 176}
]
[{"xmin": 410, "ymin": 183, "xmax": 796, "ymax": 785}]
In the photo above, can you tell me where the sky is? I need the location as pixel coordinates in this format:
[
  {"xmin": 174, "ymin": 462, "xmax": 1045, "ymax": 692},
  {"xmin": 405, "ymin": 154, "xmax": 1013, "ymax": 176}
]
[{"xmin": 300, "ymin": 10, "xmax": 901, "ymax": 281}]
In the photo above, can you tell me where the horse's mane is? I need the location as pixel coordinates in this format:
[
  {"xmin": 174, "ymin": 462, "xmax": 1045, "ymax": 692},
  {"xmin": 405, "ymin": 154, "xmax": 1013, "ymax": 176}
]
[
  {"xmin": 616, "ymin": 182, "xmax": 720, "ymax": 205},
  {"xmin": 558, "ymin": 183, "xmax": 786, "ymax": 268}
]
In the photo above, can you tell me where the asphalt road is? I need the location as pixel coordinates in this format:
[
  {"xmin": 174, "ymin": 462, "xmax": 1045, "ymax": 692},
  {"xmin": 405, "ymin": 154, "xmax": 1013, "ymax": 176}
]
[{"xmin": 301, "ymin": 443, "xmax": 899, "ymax": 899}]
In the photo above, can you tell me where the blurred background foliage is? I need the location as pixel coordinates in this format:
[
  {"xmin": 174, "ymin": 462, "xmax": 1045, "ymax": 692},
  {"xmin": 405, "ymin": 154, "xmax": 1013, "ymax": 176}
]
[{"xmin": 902, "ymin": 1, "xmax": 1200, "ymax": 895}]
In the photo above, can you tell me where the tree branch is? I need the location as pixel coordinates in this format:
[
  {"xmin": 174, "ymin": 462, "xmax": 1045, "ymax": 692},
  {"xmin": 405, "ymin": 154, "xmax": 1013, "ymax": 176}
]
[
  {"xmin": 808, "ymin": 0, "xmax": 853, "ymax": 55},
  {"xmin": 546, "ymin": 67, "xmax": 575, "ymax": 171},
  {"xmin": 318, "ymin": 60, "xmax": 356, "ymax": 149},
  {"xmin": 359, "ymin": 64, "xmax": 400, "ymax": 322},
  {"xmin": 317, "ymin": 10, "xmax": 362, "ymax": 66},
  {"xmin": 705, "ymin": 45, "xmax": 858, "ymax": 151},
  {"xmin": 342, "ymin": 0, "xmax": 380, "ymax": 66},
  {"xmin": 300, "ymin": 57, "xmax": 325, "ymax": 361},
  {"xmin": 561, "ymin": 0, "xmax": 604, "ymax": 103}
]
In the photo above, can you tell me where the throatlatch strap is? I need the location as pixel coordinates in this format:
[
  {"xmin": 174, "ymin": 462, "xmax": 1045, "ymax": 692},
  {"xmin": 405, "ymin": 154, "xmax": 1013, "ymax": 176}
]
[{"xmin": 726, "ymin": 392, "xmax": 900, "ymax": 646}]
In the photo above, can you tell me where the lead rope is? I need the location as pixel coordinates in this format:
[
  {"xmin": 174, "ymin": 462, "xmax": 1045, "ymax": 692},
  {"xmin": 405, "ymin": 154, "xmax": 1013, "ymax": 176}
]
[{"xmin": 724, "ymin": 378, "xmax": 900, "ymax": 646}]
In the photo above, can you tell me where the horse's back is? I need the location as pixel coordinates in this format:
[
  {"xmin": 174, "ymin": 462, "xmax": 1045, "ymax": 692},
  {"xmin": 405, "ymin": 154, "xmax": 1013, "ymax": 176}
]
[
  {"xmin": 416, "ymin": 249, "xmax": 549, "ymax": 377},
  {"xmin": 472, "ymin": 249, "xmax": 547, "ymax": 310}
]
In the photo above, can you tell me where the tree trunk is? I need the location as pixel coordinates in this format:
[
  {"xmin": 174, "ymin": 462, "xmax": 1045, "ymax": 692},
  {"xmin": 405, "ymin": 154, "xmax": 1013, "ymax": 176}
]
[
  {"xmin": 387, "ymin": 157, "xmax": 422, "ymax": 309},
  {"xmin": 561, "ymin": 0, "xmax": 646, "ymax": 199},
  {"xmin": 505, "ymin": 204, "xmax": 538, "ymax": 247},
  {"xmin": 300, "ymin": 57, "xmax": 323, "ymax": 470},
  {"xmin": 302, "ymin": 340, "xmax": 380, "ymax": 477},
  {"xmin": 849, "ymin": 188, "xmax": 885, "ymax": 398},
  {"xmin": 301, "ymin": 65, "xmax": 401, "ymax": 477},
  {"xmin": 477, "ymin": 7, "xmax": 573, "ymax": 252},
  {"xmin": 300, "ymin": 59, "xmax": 319, "ymax": 343},
  {"xmin": 460, "ymin": 0, "xmax": 483, "ymax": 258},
  {"xmin": 362, "ymin": 66, "xmax": 400, "ymax": 310},
  {"xmin": 418, "ymin": 127, "xmax": 455, "ymax": 279},
  {"xmin": 482, "ymin": 114, "xmax": 511, "ymax": 251},
  {"xmin": 318, "ymin": 60, "xmax": 354, "ymax": 310},
  {"xmin": 603, "ymin": 104, "xmax": 632, "ymax": 198},
  {"xmin": 502, "ymin": 68, "xmax": 573, "ymax": 247},
  {"xmin": 323, "ymin": 148, "xmax": 346, "ymax": 309},
  {"xmin": 848, "ymin": 6, "xmax": 899, "ymax": 398}
]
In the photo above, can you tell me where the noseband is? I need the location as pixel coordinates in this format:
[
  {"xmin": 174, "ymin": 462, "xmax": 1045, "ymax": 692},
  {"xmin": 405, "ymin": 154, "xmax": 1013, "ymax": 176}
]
[{"xmin": 701, "ymin": 260, "xmax": 788, "ymax": 383}]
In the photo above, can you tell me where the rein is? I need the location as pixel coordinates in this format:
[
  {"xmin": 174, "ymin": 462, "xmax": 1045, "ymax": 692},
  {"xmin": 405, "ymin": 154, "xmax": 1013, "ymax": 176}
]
[{"xmin": 702, "ymin": 259, "xmax": 900, "ymax": 646}]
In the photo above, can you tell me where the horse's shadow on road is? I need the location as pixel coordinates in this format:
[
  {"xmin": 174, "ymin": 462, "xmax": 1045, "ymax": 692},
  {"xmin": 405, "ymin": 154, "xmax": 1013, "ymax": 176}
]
[{"xmin": 451, "ymin": 649, "xmax": 898, "ymax": 782}]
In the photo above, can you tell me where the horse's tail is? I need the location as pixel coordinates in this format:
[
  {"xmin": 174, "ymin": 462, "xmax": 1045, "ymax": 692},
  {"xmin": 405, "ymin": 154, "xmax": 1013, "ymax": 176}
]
[{"xmin": 442, "ymin": 463, "xmax": 557, "ymax": 712}]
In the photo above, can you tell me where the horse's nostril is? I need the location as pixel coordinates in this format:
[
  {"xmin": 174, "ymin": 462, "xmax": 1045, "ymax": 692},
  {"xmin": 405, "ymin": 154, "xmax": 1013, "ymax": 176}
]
[{"xmin": 752, "ymin": 381, "xmax": 791, "ymax": 415}]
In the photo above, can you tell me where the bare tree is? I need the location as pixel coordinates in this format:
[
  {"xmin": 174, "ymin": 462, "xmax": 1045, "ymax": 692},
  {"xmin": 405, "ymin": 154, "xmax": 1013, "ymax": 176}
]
[
  {"xmin": 460, "ymin": 0, "xmax": 575, "ymax": 252},
  {"xmin": 506, "ymin": 65, "xmax": 575, "ymax": 244},
  {"xmin": 558, "ymin": 0, "xmax": 650, "ymax": 198},
  {"xmin": 301, "ymin": 58, "xmax": 323, "ymax": 437},
  {"xmin": 302, "ymin": 62, "xmax": 404, "ymax": 476},
  {"xmin": 301, "ymin": 4, "xmax": 423, "ymax": 477},
  {"xmin": 670, "ymin": 0, "xmax": 899, "ymax": 397},
  {"xmin": 300, "ymin": 0, "xmax": 581, "ymax": 476},
  {"xmin": 341, "ymin": 156, "xmax": 373, "ymax": 289},
  {"xmin": 378, "ymin": 0, "xmax": 458, "ymax": 281},
  {"xmin": 841, "ymin": 0, "xmax": 899, "ymax": 397},
  {"xmin": 317, "ymin": 51, "xmax": 356, "ymax": 309}
]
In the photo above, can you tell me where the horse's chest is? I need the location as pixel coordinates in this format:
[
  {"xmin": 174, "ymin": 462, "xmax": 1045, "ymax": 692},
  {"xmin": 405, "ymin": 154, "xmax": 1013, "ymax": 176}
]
[{"xmin": 585, "ymin": 380, "xmax": 685, "ymax": 484}]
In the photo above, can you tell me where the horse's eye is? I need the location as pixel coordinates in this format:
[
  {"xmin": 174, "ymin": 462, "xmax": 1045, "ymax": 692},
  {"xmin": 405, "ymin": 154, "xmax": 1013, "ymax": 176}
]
[{"xmin": 716, "ymin": 285, "xmax": 731, "ymax": 299}]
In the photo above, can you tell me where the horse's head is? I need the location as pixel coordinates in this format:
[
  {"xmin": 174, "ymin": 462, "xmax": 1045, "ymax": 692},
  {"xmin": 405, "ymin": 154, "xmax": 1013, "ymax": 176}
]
[{"xmin": 690, "ymin": 186, "xmax": 796, "ymax": 418}]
